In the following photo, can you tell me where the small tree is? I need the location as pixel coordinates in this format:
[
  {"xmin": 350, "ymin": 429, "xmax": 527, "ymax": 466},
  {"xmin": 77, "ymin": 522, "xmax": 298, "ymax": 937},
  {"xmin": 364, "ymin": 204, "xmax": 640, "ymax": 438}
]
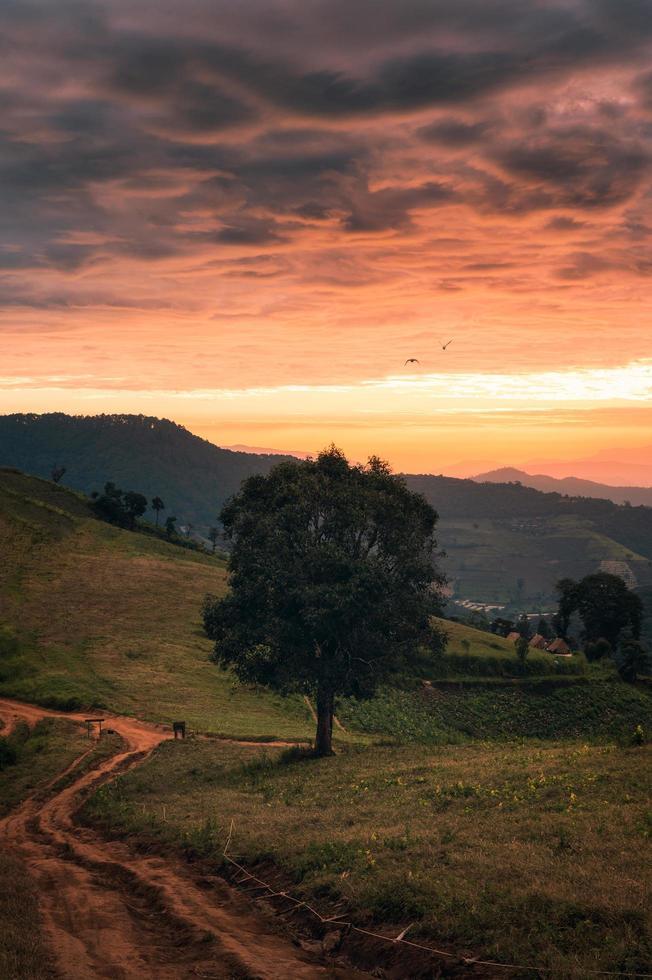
[
  {"xmin": 555, "ymin": 573, "xmax": 642, "ymax": 650},
  {"xmin": 91, "ymin": 482, "xmax": 126, "ymax": 525},
  {"xmin": 537, "ymin": 616, "xmax": 552, "ymax": 640},
  {"xmin": 207, "ymin": 526, "xmax": 220, "ymax": 554},
  {"xmin": 554, "ymin": 578, "xmax": 579, "ymax": 638},
  {"xmin": 585, "ymin": 637, "xmax": 612, "ymax": 662},
  {"xmin": 516, "ymin": 613, "xmax": 532, "ymax": 640},
  {"xmin": 515, "ymin": 635, "xmax": 529, "ymax": 672},
  {"xmin": 616, "ymin": 628, "xmax": 651, "ymax": 683},
  {"xmin": 165, "ymin": 515, "xmax": 177, "ymax": 539},
  {"xmin": 151, "ymin": 496, "xmax": 165, "ymax": 527},
  {"xmin": 203, "ymin": 447, "xmax": 445, "ymax": 756},
  {"xmin": 123, "ymin": 491, "xmax": 148, "ymax": 530},
  {"xmin": 491, "ymin": 617, "xmax": 514, "ymax": 637},
  {"xmin": 51, "ymin": 464, "xmax": 66, "ymax": 484}
]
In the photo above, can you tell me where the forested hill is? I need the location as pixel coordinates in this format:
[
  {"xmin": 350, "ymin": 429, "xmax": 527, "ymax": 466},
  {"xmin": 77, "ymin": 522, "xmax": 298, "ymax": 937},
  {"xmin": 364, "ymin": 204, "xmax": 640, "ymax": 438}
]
[
  {"xmin": 0, "ymin": 413, "xmax": 292, "ymax": 527},
  {"xmin": 2, "ymin": 413, "xmax": 652, "ymax": 564}
]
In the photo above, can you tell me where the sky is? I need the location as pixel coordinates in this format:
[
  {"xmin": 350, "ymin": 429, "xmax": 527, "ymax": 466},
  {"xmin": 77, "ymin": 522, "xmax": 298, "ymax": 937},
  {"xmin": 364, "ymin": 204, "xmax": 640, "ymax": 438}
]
[{"xmin": 2, "ymin": 0, "xmax": 652, "ymax": 475}]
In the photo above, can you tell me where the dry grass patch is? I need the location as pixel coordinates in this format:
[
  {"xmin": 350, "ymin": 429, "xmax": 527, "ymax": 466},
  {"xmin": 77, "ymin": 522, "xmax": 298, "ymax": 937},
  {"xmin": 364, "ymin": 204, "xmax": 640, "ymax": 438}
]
[
  {"xmin": 85, "ymin": 737, "xmax": 652, "ymax": 978},
  {"xmin": 0, "ymin": 850, "xmax": 56, "ymax": 980}
]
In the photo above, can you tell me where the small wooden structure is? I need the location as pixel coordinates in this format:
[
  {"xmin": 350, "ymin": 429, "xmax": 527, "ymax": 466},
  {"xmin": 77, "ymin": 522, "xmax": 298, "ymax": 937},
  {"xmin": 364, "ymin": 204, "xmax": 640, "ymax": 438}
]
[
  {"xmin": 529, "ymin": 633, "xmax": 548, "ymax": 650},
  {"xmin": 172, "ymin": 720, "xmax": 186, "ymax": 739},
  {"xmin": 547, "ymin": 638, "xmax": 571, "ymax": 656},
  {"xmin": 85, "ymin": 718, "xmax": 104, "ymax": 739}
]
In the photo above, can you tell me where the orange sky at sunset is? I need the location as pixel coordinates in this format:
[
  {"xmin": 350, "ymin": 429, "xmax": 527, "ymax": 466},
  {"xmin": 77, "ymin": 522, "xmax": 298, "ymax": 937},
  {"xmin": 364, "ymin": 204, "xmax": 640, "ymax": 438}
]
[{"xmin": 2, "ymin": 0, "xmax": 652, "ymax": 476}]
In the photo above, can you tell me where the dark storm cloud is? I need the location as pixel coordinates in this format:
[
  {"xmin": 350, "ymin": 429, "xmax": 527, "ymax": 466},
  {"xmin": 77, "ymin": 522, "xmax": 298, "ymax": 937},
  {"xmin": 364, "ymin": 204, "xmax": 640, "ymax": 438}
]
[
  {"xmin": 545, "ymin": 216, "xmax": 587, "ymax": 231},
  {"xmin": 495, "ymin": 128, "xmax": 650, "ymax": 209},
  {"xmin": 418, "ymin": 118, "xmax": 494, "ymax": 146},
  {"xmin": 2, "ymin": 0, "xmax": 652, "ymax": 311}
]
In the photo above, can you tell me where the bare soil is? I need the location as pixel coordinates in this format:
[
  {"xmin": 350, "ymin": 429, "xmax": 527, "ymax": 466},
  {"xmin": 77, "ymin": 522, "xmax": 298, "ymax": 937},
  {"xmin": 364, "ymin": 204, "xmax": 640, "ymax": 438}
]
[{"xmin": 0, "ymin": 698, "xmax": 363, "ymax": 980}]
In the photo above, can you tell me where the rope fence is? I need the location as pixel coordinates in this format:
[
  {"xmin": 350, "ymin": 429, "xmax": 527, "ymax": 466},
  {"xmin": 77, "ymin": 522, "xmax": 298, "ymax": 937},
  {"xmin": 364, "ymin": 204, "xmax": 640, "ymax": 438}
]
[{"xmin": 222, "ymin": 820, "xmax": 652, "ymax": 979}]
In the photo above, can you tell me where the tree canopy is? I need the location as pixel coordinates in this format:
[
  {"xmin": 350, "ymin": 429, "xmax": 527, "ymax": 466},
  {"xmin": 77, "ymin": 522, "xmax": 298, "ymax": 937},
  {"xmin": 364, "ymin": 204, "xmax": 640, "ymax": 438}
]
[
  {"xmin": 91, "ymin": 481, "xmax": 148, "ymax": 530},
  {"xmin": 203, "ymin": 447, "xmax": 445, "ymax": 755},
  {"xmin": 555, "ymin": 572, "xmax": 643, "ymax": 650}
]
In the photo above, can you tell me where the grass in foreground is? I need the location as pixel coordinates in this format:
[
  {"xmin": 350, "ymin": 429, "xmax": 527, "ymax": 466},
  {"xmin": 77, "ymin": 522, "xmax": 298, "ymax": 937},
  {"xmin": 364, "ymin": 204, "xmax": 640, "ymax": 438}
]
[
  {"xmin": 0, "ymin": 851, "xmax": 56, "ymax": 980},
  {"xmin": 84, "ymin": 736, "xmax": 652, "ymax": 979}
]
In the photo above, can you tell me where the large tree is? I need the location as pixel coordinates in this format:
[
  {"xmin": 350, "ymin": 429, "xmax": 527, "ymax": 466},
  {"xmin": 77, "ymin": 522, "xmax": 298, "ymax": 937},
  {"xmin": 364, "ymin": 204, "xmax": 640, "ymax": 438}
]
[{"xmin": 203, "ymin": 447, "xmax": 445, "ymax": 756}]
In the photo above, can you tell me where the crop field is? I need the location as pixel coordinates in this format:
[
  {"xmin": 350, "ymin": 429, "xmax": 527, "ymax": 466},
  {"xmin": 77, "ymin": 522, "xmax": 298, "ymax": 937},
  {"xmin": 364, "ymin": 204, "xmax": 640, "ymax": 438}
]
[
  {"xmin": 438, "ymin": 515, "xmax": 650, "ymax": 606},
  {"xmin": 84, "ymin": 734, "xmax": 652, "ymax": 979},
  {"xmin": 341, "ymin": 681, "xmax": 652, "ymax": 741}
]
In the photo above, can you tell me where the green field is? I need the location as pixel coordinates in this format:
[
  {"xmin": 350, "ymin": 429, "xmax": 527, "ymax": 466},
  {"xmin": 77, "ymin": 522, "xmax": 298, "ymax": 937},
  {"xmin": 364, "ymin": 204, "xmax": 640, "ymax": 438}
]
[{"xmin": 83, "ymin": 735, "xmax": 652, "ymax": 979}]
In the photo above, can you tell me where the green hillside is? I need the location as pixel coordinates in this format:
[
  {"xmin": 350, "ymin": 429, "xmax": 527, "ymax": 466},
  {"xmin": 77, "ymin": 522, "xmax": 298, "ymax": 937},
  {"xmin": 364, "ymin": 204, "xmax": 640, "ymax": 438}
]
[
  {"xmin": 436, "ymin": 513, "xmax": 652, "ymax": 608},
  {"xmin": 0, "ymin": 468, "xmax": 313, "ymax": 739}
]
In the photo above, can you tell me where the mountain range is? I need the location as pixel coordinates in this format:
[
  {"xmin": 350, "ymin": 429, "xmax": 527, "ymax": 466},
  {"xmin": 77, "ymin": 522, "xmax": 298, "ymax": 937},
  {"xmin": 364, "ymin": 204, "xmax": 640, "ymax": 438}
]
[
  {"xmin": 3, "ymin": 412, "xmax": 652, "ymax": 613},
  {"xmin": 473, "ymin": 467, "xmax": 652, "ymax": 507}
]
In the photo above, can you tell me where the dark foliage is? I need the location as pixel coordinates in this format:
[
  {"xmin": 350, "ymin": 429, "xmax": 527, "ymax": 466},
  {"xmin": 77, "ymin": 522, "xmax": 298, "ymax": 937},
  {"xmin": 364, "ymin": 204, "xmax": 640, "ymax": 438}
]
[
  {"xmin": 555, "ymin": 572, "xmax": 643, "ymax": 651},
  {"xmin": 204, "ymin": 447, "xmax": 445, "ymax": 755},
  {"xmin": 616, "ymin": 628, "xmax": 651, "ymax": 682},
  {"xmin": 91, "ymin": 481, "xmax": 147, "ymax": 530}
]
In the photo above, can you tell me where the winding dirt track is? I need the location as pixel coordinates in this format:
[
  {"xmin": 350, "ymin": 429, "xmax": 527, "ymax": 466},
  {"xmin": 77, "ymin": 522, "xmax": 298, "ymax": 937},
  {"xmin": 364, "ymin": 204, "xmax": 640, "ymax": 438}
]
[{"xmin": 0, "ymin": 698, "xmax": 363, "ymax": 980}]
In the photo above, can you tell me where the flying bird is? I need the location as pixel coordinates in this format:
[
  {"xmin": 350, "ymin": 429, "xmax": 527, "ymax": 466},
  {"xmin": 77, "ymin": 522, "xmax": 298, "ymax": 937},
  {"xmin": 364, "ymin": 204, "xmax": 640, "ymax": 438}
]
[
  {"xmin": 441, "ymin": 339, "xmax": 454, "ymax": 350},
  {"xmin": 404, "ymin": 357, "xmax": 420, "ymax": 366}
]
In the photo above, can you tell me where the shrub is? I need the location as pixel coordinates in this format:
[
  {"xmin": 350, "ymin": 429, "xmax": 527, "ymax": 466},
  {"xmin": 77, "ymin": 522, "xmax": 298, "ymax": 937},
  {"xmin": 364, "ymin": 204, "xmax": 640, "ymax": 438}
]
[
  {"xmin": 585, "ymin": 638, "xmax": 612, "ymax": 662},
  {"xmin": 0, "ymin": 737, "xmax": 17, "ymax": 771}
]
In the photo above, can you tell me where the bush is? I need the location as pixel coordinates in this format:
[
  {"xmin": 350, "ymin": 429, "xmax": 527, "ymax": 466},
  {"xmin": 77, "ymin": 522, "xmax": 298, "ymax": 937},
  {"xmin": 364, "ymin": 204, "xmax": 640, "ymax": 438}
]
[
  {"xmin": 585, "ymin": 638, "xmax": 612, "ymax": 662},
  {"xmin": 0, "ymin": 737, "xmax": 17, "ymax": 771},
  {"xmin": 0, "ymin": 625, "xmax": 19, "ymax": 658},
  {"xmin": 427, "ymin": 651, "xmax": 585, "ymax": 679}
]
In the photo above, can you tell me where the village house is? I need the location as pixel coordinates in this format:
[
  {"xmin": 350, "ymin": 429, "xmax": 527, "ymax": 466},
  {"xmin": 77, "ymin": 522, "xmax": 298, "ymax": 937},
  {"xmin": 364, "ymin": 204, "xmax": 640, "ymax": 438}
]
[
  {"xmin": 529, "ymin": 633, "xmax": 547, "ymax": 650},
  {"xmin": 546, "ymin": 637, "xmax": 571, "ymax": 656}
]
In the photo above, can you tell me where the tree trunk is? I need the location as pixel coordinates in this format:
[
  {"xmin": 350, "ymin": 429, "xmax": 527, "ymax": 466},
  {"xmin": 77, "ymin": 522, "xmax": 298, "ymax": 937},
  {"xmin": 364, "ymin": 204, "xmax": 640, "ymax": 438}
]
[
  {"xmin": 314, "ymin": 686, "xmax": 334, "ymax": 756},
  {"xmin": 155, "ymin": 510, "xmax": 159, "ymax": 527}
]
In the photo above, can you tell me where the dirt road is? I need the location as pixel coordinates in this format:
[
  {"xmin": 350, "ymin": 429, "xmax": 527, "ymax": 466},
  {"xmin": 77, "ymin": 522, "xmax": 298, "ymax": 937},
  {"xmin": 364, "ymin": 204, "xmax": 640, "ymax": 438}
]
[{"xmin": 0, "ymin": 698, "xmax": 363, "ymax": 980}]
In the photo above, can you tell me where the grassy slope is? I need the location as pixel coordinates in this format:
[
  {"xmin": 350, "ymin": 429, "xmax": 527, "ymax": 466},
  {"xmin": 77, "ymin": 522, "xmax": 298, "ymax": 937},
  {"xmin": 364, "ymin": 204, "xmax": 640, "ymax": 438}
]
[
  {"xmin": 436, "ymin": 616, "xmax": 585, "ymax": 672},
  {"xmin": 84, "ymin": 736, "xmax": 652, "ymax": 978},
  {"xmin": 0, "ymin": 469, "xmax": 313, "ymax": 739}
]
